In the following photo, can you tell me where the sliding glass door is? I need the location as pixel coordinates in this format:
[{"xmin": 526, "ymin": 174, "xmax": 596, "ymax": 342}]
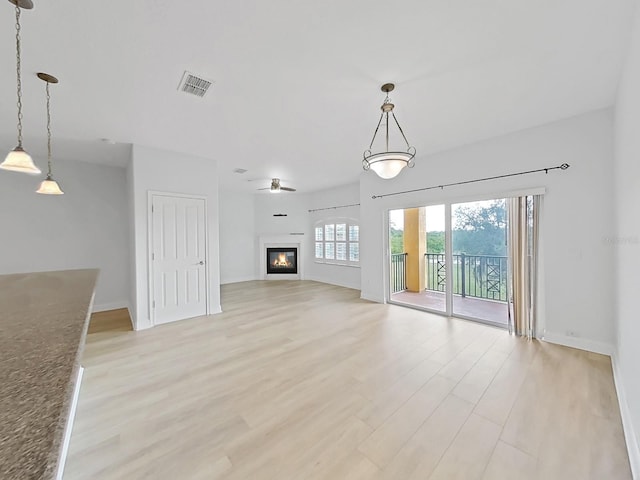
[
  {"xmin": 451, "ymin": 199, "xmax": 508, "ymax": 326},
  {"xmin": 389, "ymin": 205, "xmax": 447, "ymax": 315},
  {"xmin": 388, "ymin": 197, "xmax": 510, "ymax": 327}
]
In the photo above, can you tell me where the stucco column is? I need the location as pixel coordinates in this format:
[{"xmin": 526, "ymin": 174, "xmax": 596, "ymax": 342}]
[{"xmin": 404, "ymin": 207, "xmax": 426, "ymax": 292}]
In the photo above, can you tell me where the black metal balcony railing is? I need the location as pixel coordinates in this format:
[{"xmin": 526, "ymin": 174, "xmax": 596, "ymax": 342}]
[
  {"xmin": 391, "ymin": 253, "xmax": 407, "ymax": 293},
  {"xmin": 426, "ymin": 253, "xmax": 508, "ymax": 302},
  {"xmin": 391, "ymin": 252, "xmax": 508, "ymax": 302}
]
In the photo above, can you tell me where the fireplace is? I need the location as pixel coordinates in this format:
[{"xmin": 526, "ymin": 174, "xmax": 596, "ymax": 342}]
[{"xmin": 266, "ymin": 247, "xmax": 298, "ymax": 274}]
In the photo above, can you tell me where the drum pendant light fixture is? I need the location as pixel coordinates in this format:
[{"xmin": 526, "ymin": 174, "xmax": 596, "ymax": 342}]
[
  {"xmin": 36, "ymin": 73, "xmax": 64, "ymax": 195},
  {"xmin": 1, "ymin": 0, "xmax": 40, "ymax": 175},
  {"xmin": 362, "ymin": 83, "xmax": 415, "ymax": 180}
]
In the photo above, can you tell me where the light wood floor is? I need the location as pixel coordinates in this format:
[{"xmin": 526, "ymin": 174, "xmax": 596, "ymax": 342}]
[{"xmin": 65, "ymin": 281, "xmax": 632, "ymax": 479}]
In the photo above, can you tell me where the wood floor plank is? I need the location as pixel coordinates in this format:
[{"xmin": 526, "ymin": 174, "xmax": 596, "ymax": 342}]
[
  {"xmin": 452, "ymin": 348, "xmax": 510, "ymax": 404},
  {"xmin": 358, "ymin": 374, "xmax": 457, "ymax": 468},
  {"xmin": 378, "ymin": 394, "xmax": 474, "ymax": 480},
  {"xmin": 482, "ymin": 441, "xmax": 537, "ymax": 480},
  {"xmin": 427, "ymin": 413, "xmax": 502, "ymax": 480},
  {"xmin": 356, "ymin": 357, "xmax": 444, "ymax": 429},
  {"xmin": 321, "ymin": 451, "xmax": 381, "ymax": 480},
  {"xmin": 62, "ymin": 281, "xmax": 631, "ymax": 480},
  {"xmin": 473, "ymin": 343, "xmax": 537, "ymax": 426}
]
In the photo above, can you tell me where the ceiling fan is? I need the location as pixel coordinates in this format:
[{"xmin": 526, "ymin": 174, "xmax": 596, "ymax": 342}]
[{"xmin": 257, "ymin": 178, "xmax": 296, "ymax": 193}]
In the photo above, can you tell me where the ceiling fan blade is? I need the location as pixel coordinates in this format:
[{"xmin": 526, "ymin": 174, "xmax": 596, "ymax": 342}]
[
  {"xmin": 257, "ymin": 187, "xmax": 271, "ymax": 190},
  {"xmin": 281, "ymin": 187, "xmax": 296, "ymax": 192}
]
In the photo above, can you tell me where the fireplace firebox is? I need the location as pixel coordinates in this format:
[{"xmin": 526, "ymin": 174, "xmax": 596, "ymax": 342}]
[{"xmin": 266, "ymin": 247, "xmax": 298, "ymax": 274}]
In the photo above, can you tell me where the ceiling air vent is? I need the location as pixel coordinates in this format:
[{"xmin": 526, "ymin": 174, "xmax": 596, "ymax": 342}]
[{"xmin": 178, "ymin": 71, "xmax": 213, "ymax": 98}]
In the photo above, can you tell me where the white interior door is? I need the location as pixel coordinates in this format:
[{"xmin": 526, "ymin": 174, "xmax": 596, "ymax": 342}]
[{"xmin": 151, "ymin": 194, "xmax": 207, "ymax": 325}]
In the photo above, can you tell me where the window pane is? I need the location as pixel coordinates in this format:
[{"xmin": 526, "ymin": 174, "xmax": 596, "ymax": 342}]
[
  {"xmin": 349, "ymin": 242, "xmax": 359, "ymax": 262},
  {"xmin": 336, "ymin": 224, "xmax": 346, "ymax": 241},
  {"xmin": 315, "ymin": 227, "xmax": 323, "ymax": 241},
  {"xmin": 349, "ymin": 225, "xmax": 359, "ymax": 242},
  {"xmin": 315, "ymin": 242, "xmax": 323, "ymax": 258},
  {"xmin": 336, "ymin": 242, "xmax": 347, "ymax": 260},
  {"xmin": 325, "ymin": 224, "xmax": 335, "ymax": 241},
  {"xmin": 325, "ymin": 242, "xmax": 335, "ymax": 259}
]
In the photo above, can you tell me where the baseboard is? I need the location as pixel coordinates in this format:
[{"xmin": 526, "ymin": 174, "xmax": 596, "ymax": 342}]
[
  {"xmin": 126, "ymin": 306, "xmax": 135, "ymax": 331},
  {"xmin": 93, "ymin": 300, "xmax": 129, "ymax": 313},
  {"xmin": 360, "ymin": 291, "xmax": 384, "ymax": 303},
  {"xmin": 133, "ymin": 323, "xmax": 152, "ymax": 331},
  {"xmin": 220, "ymin": 276, "xmax": 258, "ymax": 285},
  {"xmin": 611, "ymin": 353, "xmax": 640, "ymax": 479},
  {"xmin": 541, "ymin": 331, "xmax": 614, "ymax": 356},
  {"xmin": 133, "ymin": 316, "xmax": 152, "ymax": 331},
  {"xmin": 210, "ymin": 304, "xmax": 222, "ymax": 315}
]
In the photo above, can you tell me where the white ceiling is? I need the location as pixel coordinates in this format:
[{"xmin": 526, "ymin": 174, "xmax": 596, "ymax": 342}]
[{"xmin": 0, "ymin": 0, "xmax": 636, "ymax": 193}]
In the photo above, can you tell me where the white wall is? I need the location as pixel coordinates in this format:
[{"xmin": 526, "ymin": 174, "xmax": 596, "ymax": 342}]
[
  {"xmin": 219, "ymin": 190, "xmax": 257, "ymax": 284},
  {"xmin": 218, "ymin": 186, "xmax": 363, "ymax": 289},
  {"xmin": 129, "ymin": 144, "xmax": 221, "ymax": 330},
  {"xmin": 0, "ymin": 157, "xmax": 129, "ymax": 311},
  {"xmin": 613, "ymin": 1, "xmax": 640, "ymax": 474},
  {"xmin": 253, "ymin": 192, "xmax": 309, "ymax": 279},
  {"xmin": 307, "ymin": 183, "xmax": 361, "ymax": 290},
  {"xmin": 254, "ymin": 192, "xmax": 310, "ymax": 235},
  {"xmin": 249, "ymin": 187, "xmax": 362, "ymax": 290},
  {"xmin": 360, "ymin": 110, "xmax": 615, "ymax": 352}
]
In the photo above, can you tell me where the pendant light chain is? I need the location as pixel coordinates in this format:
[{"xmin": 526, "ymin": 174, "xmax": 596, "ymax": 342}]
[
  {"xmin": 1, "ymin": 1, "xmax": 39, "ymax": 175},
  {"xmin": 35, "ymin": 71, "xmax": 63, "ymax": 194},
  {"xmin": 362, "ymin": 83, "xmax": 416, "ymax": 179},
  {"xmin": 15, "ymin": 5, "xmax": 24, "ymax": 147},
  {"xmin": 46, "ymin": 81, "xmax": 52, "ymax": 176},
  {"xmin": 384, "ymin": 93, "xmax": 391, "ymax": 152}
]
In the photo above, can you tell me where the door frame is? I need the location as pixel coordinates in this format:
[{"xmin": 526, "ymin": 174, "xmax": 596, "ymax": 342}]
[{"xmin": 147, "ymin": 190, "xmax": 210, "ymax": 326}]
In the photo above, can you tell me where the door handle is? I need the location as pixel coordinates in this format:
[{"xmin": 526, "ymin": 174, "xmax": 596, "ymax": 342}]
[{"xmin": 195, "ymin": 261, "xmax": 204, "ymax": 265}]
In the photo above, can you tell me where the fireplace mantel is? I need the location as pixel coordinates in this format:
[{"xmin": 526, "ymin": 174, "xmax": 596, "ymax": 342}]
[{"xmin": 259, "ymin": 234, "xmax": 305, "ymax": 280}]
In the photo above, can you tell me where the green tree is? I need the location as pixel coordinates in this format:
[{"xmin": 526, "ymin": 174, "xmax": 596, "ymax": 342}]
[
  {"xmin": 390, "ymin": 227, "xmax": 404, "ymax": 254},
  {"xmin": 426, "ymin": 231, "xmax": 445, "ymax": 253},
  {"xmin": 452, "ymin": 200, "xmax": 506, "ymax": 256}
]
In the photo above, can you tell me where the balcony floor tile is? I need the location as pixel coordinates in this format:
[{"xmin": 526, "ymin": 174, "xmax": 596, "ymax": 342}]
[{"xmin": 390, "ymin": 290, "xmax": 508, "ymax": 327}]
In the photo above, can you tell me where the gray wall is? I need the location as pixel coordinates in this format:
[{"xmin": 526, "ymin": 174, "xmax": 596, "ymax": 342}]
[
  {"xmin": 0, "ymin": 157, "xmax": 129, "ymax": 311},
  {"xmin": 613, "ymin": 1, "xmax": 640, "ymax": 474}
]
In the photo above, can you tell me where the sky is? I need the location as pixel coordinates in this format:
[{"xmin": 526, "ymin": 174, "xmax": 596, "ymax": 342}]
[
  {"xmin": 389, "ymin": 200, "xmax": 499, "ymax": 232},
  {"xmin": 389, "ymin": 205, "xmax": 445, "ymax": 232}
]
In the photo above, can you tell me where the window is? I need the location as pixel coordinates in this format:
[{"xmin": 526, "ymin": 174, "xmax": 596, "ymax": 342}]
[{"xmin": 315, "ymin": 219, "xmax": 359, "ymax": 266}]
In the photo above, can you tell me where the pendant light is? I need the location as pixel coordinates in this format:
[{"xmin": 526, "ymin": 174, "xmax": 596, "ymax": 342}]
[
  {"xmin": 36, "ymin": 73, "xmax": 63, "ymax": 195},
  {"xmin": 0, "ymin": 0, "xmax": 40, "ymax": 175},
  {"xmin": 362, "ymin": 83, "xmax": 416, "ymax": 180}
]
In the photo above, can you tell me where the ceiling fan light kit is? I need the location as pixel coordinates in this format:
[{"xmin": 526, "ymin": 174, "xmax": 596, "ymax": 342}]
[
  {"xmin": 362, "ymin": 83, "xmax": 416, "ymax": 180},
  {"xmin": 258, "ymin": 178, "xmax": 296, "ymax": 193}
]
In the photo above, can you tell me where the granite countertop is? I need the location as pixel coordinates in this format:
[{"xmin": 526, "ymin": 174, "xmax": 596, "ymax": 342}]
[{"xmin": 0, "ymin": 269, "xmax": 99, "ymax": 480}]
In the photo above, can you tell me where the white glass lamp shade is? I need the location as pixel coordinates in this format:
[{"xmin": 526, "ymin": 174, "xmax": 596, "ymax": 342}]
[
  {"xmin": 36, "ymin": 176, "xmax": 64, "ymax": 195},
  {"xmin": 364, "ymin": 152, "xmax": 413, "ymax": 179},
  {"xmin": 0, "ymin": 146, "xmax": 41, "ymax": 175}
]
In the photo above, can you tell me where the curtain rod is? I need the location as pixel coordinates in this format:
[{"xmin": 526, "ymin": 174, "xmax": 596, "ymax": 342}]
[
  {"xmin": 371, "ymin": 163, "xmax": 570, "ymax": 200},
  {"xmin": 308, "ymin": 203, "xmax": 360, "ymax": 213}
]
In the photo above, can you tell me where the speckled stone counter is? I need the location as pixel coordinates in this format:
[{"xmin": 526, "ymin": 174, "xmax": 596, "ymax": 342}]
[{"xmin": 0, "ymin": 269, "xmax": 98, "ymax": 480}]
